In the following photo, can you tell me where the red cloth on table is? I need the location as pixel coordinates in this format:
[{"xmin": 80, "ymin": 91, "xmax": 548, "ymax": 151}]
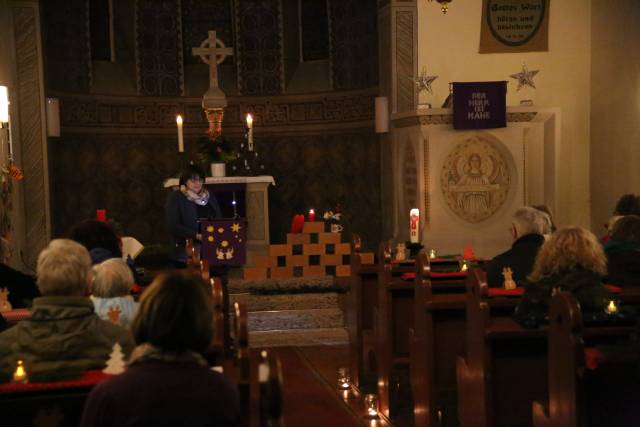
[
  {"xmin": 401, "ymin": 271, "xmax": 467, "ymax": 281},
  {"xmin": 290, "ymin": 214, "xmax": 305, "ymax": 233},
  {"xmin": 2, "ymin": 308, "xmax": 31, "ymax": 323},
  {"xmin": 0, "ymin": 370, "xmax": 112, "ymax": 393},
  {"xmin": 488, "ymin": 287, "xmax": 525, "ymax": 297},
  {"xmin": 605, "ymin": 284, "xmax": 622, "ymax": 294}
]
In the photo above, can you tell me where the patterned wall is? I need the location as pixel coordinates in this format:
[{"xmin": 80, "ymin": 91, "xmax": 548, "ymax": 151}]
[
  {"xmin": 41, "ymin": 0, "xmax": 90, "ymax": 92},
  {"xmin": 135, "ymin": 0, "xmax": 184, "ymax": 96},
  {"xmin": 50, "ymin": 131, "xmax": 382, "ymax": 253},
  {"xmin": 329, "ymin": 0, "xmax": 379, "ymax": 90},
  {"xmin": 235, "ymin": 0, "xmax": 284, "ymax": 95},
  {"xmin": 181, "ymin": 0, "xmax": 235, "ymax": 65}
]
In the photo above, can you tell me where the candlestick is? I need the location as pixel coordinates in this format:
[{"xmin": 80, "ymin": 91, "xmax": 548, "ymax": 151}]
[
  {"xmin": 176, "ymin": 115, "xmax": 184, "ymax": 153},
  {"xmin": 246, "ymin": 113, "xmax": 254, "ymax": 151},
  {"xmin": 606, "ymin": 300, "xmax": 618, "ymax": 314},
  {"xmin": 410, "ymin": 208, "xmax": 420, "ymax": 243},
  {"xmin": 13, "ymin": 359, "xmax": 28, "ymax": 383},
  {"xmin": 308, "ymin": 209, "xmax": 316, "ymax": 222}
]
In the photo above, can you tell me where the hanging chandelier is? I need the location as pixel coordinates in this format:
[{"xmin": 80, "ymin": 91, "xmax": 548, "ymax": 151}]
[{"xmin": 428, "ymin": 0, "xmax": 452, "ymax": 14}]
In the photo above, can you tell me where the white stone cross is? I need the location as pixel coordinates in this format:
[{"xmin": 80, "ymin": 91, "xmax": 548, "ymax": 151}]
[{"xmin": 191, "ymin": 30, "xmax": 234, "ymax": 90}]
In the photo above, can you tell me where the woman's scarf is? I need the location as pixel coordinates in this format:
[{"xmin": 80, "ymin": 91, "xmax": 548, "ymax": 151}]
[{"xmin": 181, "ymin": 185, "xmax": 210, "ymax": 206}]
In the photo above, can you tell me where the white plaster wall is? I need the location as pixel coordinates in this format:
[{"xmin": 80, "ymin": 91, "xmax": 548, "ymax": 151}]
[
  {"xmin": 590, "ymin": 1, "xmax": 640, "ymax": 233},
  {"xmin": 417, "ymin": 0, "xmax": 591, "ymax": 229}
]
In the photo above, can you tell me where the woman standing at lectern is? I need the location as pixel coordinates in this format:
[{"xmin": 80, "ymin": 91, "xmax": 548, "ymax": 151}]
[{"xmin": 165, "ymin": 163, "xmax": 222, "ymax": 268}]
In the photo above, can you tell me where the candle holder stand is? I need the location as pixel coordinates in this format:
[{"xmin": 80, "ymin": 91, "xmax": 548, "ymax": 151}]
[{"xmin": 405, "ymin": 242, "xmax": 424, "ymax": 259}]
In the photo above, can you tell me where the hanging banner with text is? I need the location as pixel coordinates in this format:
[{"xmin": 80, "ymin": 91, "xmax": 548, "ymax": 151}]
[
  {"xmin": 479, "ymin": 0, "xmax": 549, "ymax": 53},
  {"xmin": 452, "ymin": 82, "xmax": 507, "ymax": 130}
]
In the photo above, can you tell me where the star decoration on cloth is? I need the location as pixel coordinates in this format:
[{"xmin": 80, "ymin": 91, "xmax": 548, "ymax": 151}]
[
  {"xmin": 231, "ymin": 223, "xmax": 242, "ymax": 233},
  {"xmin": 412, "ymin": 67, "xmax": 438, "ymax": 94},
  {"xmin": 510, "ymin": 63, "xmax": 539, "ymax": 91}
]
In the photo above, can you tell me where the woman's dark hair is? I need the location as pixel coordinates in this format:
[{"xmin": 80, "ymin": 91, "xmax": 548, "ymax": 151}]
[
  {"xmin": 614, "ymin": 194, "xmax": 640, "ymax": 216},
  {"xmin": 68, "ymin": 219, "xmax": 122, "ymax": 258},
  {"xmin": 132, "ymin": 273, "xmax": 213, "ymax": 353},
  {"xmin": 179, "ymin": 163, "xmax": 206, "ymax": 186},
  {"xmin": 611, "ymin": 215, "xmax": 640, "ymax": 244}
]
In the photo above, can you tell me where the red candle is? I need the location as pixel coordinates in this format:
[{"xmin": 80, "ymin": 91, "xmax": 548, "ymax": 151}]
[
  {"xmin": 410, "ymin": 208, "xmax": 420, "ymax": 243},
  {"xmin": 308, "ymin": 209, "xmax": 316, "ymax": 222},
  {"xmin": 96, "ymin": 209, "xmax": 107, "ymax": 222}
]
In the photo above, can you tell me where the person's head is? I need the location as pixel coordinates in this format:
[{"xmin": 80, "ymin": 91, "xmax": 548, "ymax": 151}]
[
  {"xmin": 614, "ymin": 194, "xmax": 640, "ymax": 216},
  {"xmin": 68, "ymin": 219, "xmax": 122, "ymax": 260},
  {"xmin": 530, "ymin": 205, "xmax": 555, "ymax": 234},
  {"xmin": 179, "ymin": 163, "xmax": 206, "ymax": 194},
  {"xmin": 528, "ymin": 227, "xmax": 607, "ymax": 282},
  {"xmin": 511, "ymin": 206, "xmax": 546, "ymax": 239},
  {"xmin": 92, "ymin": 258, "xmax": 134, "ymax": 298},
  {"xmin": 611, "ymin": 215, "xmax": 640, "ymax": 244},
  {"xmin": 37, "ymin": 239, "xmax": 93, "ymax": 296},
  {"xmin": 605, "ymin": 215, "xmax": 624, "ymax": 236},
  {"xmin": 131, "ymin": 273, "xmax": 213, "ymax": 353}
]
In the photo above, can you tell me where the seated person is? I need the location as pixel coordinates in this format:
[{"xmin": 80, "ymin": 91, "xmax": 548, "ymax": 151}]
[
  {"xmin": 0, "ymin": 239, "xmax": 134, "ymax": 381},
  {"xmin": 68, "ymin": 219, "xmax": 123, "ymax": 264},
  {"xmin": 485, "ymin": 207, "xmax": 547, "ymax": 287},
  {"xmin": 165, "ymin": 163, "xmax": 222, "ymax": 268},
  {"xmin": 531, "ymin": 204, "xmax": 556, "ymax": 235},
  {"xmin": 514, "ymin": 227, "xmax": 612, "ymax": 328},
  {"xmin": 601, "ymin": 194, "xmax": 640, "ymax": 244},
  {"xmin": 604, "ymin": 215, "xmax": 640, "ymax": 287},
  {"xmin": 0, "ymin": 237, "xmax": 39, "ymax": 308},
  {"xmin": 81, "ymin": 273, "xmax": 240, "ymax": 427},
  {"xmin": 91, "ymin": 258, "xmax": 139, "ymax": 328}
]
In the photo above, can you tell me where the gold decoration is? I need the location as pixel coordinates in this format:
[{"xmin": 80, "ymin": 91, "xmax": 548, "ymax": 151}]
[
  {"xmin": 231, "ymin": 223, "xmax": 241, "ymax": 233},
  {"xmin": 207, "ymin": 226, "xmax": 214, "ymax": 232}
]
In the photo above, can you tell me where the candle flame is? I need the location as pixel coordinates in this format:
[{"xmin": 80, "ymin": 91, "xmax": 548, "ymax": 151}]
[
  {"xmin": 429, "ymin": 249, "xmax": 436, "ymax": 259},
  {"xmin": 606, "ymin": 300, "xmax": 617, "ymax": 314},
  {"xmin": 176, "ymin": 115, "xmax": 183, "ymax": 125},
  {"xmin": 461, "ymin": 261, "xmax": 468, "ymax": 272},
  {"xmin": 246, "ymin": 113, "xmax": 253, "ymax": 129},
  {"xmin": 13, "ymin": 359, "xmax": 27, "ymax": 382}
]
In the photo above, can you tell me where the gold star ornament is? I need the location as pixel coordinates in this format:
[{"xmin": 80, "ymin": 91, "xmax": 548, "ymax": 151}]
[
  {"xmin": 231, "ymin": 223, "xmax": 241, "ymax": 233},
  {"xmin": 412, "ymin": 67, "xmax": 438, "ymax": 94},
  {"xmin": 509, "ymin": 63, "xmax": 539, "ymax": 91}
]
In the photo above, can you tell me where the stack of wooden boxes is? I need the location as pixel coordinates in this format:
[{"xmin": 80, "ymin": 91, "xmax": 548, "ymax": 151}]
[{"xmin": 243, "ymin": 221, "xmax": 353, "ymax": 280}]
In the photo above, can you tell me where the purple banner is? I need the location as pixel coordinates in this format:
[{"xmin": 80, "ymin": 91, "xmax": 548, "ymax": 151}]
[
  {"xmin": 452, "ymin": 81, "xmax": 507, "ymax": 129},
  {"xmin": 200, "ymin": 219, "xmax": 247, "ymax": 267}
]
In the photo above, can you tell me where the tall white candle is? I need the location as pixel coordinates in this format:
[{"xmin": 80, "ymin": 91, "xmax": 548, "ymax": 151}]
[
  {"xmin": 410, "ymin": 208, "xmax": 420, "ymax": 243},
  {"xmin": 246, "ymin": 113, "xmax": 254, "ymax": 151},
  {"xmin": 176, "ymin": 115, "xmax": 184, "ymax": 153}
]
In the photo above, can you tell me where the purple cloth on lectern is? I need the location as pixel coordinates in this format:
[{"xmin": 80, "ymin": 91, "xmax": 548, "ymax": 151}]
[
  {"xmin": 200, "ymin": 219, "xmax": 247, "ymax": 266},
  {"xmin": 452, "ymin": 81, "xmax": 507, "ymax": 129}
]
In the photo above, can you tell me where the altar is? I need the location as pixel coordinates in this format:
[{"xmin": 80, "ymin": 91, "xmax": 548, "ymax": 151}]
[{"xmin": 164, "ymin": 175, "xmax": 275, "ymax": 261}]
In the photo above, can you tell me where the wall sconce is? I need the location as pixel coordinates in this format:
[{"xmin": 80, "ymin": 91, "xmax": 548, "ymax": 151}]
[
  {"xmin": 428, "ymin": 0, "xmax": 453, "ymax": 14},
  {"xmin": 46, "ymin": 98, "xmax": 60, "ymax": 137},
  {"xmin": 375, "ymin": 96, "xmax": 389, "ymax": 133}
]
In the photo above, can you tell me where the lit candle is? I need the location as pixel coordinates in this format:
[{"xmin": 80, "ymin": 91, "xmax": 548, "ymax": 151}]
[
  {"xmin": 308, "ymin": 209, "xmax": 316, "ymax": 222},
  {"xmin": 176, "ymin": 115, "xmax": 184, "ymax": 153},
  {"xmin": 429, "ymin": 249, "xmax": 437, "ymax": 259},
  {"xmin": 364, "ymin": 394, "xmax": 379, "ymax": 418},
  {"xmin": 13, "ymin": 359, "xmax": 27, "ymax": 383},
  {"xmin": 337, "ymin": 367, "xmax": 350, "ymax": 390},
  {"xmin": 246, "ymin": 113, "xmax": 254, "ymax": 151},
  {"xmin": 410, "ymin": 208, "xmax": 420, "ymax": 243},
  {"xmin": 606, "ymin": 300, "xmax": 618, "ymax": 314},
  {"xmin": 461, "ymin": 260, "xmax": 469, "ymax": 272}
]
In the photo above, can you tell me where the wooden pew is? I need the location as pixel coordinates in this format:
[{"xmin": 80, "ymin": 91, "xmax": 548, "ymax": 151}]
[
  {"xmin": 185, "ymin": 238, "xmax": 198, "ymax": 271},
  {"xmin": 234, "ymin": 301, "xmax": 251, "ymax": 426},
  {"xmin": 376, "ymin": 240, "xmax": 415, "ymax": 419},
  {"xmin": 346, "ymin": 233, "xmax": 379, "ymax": 390},
  {"xmin": 533, "ymin": 292, "xmax": 640, "ymax": 427},
  {"xmin": 410, "ymin": 253, "xmax": 468, "ymax": 427},
  {"xmin": 456, "ymin": 269, "xmax": 543, "ymax": 427},
  {"xmin": 258, "ymin": 349, "xmax": 285, "ymax": 427}
]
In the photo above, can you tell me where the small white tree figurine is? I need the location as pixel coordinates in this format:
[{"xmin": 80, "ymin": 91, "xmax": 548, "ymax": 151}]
[{"xmin": 103, "ymin": 342, "xmax": 126, "ymax": 375}]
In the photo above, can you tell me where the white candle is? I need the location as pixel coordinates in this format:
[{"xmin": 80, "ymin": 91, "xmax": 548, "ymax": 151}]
[
  {"xmin": 176, "ymin": 115, "xmax": 184, "ymax": 153},
  {"xmin": 246, "ymin": 113, "xmax": 253, "ymax": 129},
  {"xmin": 410, "ymin": 208, "xmax": 420, "ymax": 243},
  {"xmin": 247, "ymin": 113, "xmax": 254, "ymax": 152}
]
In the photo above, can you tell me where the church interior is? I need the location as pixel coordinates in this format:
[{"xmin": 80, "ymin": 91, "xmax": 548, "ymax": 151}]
[{"xmin": 1, "ymin": 0, "xmax": 640, "ymax": 426}]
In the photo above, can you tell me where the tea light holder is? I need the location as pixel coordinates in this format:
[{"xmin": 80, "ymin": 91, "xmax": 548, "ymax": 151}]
[
  {"xmin": 364, "ymin": 394, "xmax": 379, "ymax": 418},
  {"xmin": 13, "ymin": 359, "xmax": 28, "ymax": 383},
  {"xmin": 606, "ymin": 300, "xmax": 618, "ymax": 315},
  {"xmin": 460, "ymin": 260, "xmax": 469, "ymax": 272},
  {"xmin": 429, "ymin": 249, "xmax": 437, "ymax": 259},
  {"xmin": 337, "ymin": 367, "xmax": 351, "ymax": 390}
]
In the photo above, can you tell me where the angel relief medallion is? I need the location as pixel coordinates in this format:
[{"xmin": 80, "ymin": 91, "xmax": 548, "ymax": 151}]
[{"xmin": 441, "ymin": 136, "xmax": 511, "ymax": 223}]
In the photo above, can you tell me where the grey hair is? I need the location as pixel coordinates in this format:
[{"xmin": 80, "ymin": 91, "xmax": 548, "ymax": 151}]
[
  {"xmin": 92, "ymin": 258, "xmax": 134, "ymax": 298},
  {"xmin": 512, "ymin": 206, "xmax": 546, "ymax": 237},
  {"xmin": 37, "ymin": 239, "xmax": 92, "ymax": 296}
]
